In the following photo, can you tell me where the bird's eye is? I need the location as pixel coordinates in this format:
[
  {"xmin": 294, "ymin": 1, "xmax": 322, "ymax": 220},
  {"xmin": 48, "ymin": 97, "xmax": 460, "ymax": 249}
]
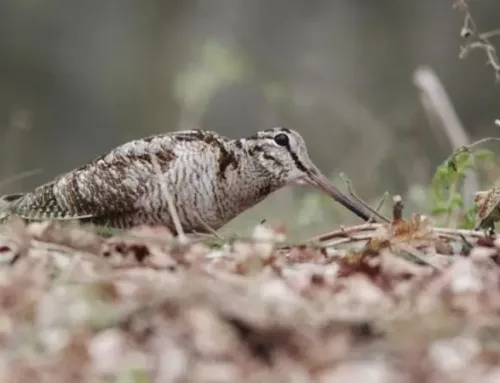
[{"xmin": 274, "ymin": 133, "xmax": 289, "ymax": 147}]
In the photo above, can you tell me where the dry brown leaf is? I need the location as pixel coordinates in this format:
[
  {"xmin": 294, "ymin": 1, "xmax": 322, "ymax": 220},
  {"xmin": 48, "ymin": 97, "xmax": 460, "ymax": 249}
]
[{"xmin": 367, "ymin": 213, "xmax": 440, "ymax": 252}]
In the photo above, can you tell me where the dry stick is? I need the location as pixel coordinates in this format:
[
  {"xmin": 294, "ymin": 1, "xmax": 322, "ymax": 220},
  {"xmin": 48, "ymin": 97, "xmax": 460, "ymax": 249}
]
[
  {"xmin": 339, "ymin": 173, "xmax": 390, "ymax": 223},
  {"xmin": 0, "ymin": 168, "xmax": 43, "ymax": 189},
  {"xmin": 317, "ymin": 233, "xmax": 375, "ymax": 247},
  {"xmin": 311, "ymin": 223, "xmax": 380, "ymax": 242},
  {"xmin": 321, "ymin": 236, "xmax": 453, "ymax": 263},
  {"xmin": 374, "ymin": 192, "xmax": 389, "ymax": 216},
  {"xmin": 456, "ymin": 4, "xmax": 500, "ymax": 81},
  {"xmin": 392, "ymin": 195, "xmax": 404, "ymax": 221},
  {"xmin": 392, "ymin": 242, "xmax": 444, "ymax": 271},
  {"xmin": 31, "ymin": 240, "xmax": 98, "ymax": 258},
  {"xmin": 413, "ymin": 66, "xmax": 478, "ymax": 210},
  {"xmin": 481, "ymin": 30, "xmax": 500, "ymax": 40},
  {"xmin": 149, "ymin": 154, "xmax": 186, "ymax": 243},
  {"xmin": 433, "ymin": 227, "xmax": 487, "ymax": 239},
  {"xmin": 192, "ymin": 210, "xmax": 223, "ymax": 240},
  {"xmin": 314, "ymin": 223, "xmax": 489, "ymax": 244},
  {"xmin": 315, "ymin": 225, "xmax": 443, "ymax": 270},
  {"xmin": 442, "ymin": 137, "xmax": 500, "ymax": 168}
]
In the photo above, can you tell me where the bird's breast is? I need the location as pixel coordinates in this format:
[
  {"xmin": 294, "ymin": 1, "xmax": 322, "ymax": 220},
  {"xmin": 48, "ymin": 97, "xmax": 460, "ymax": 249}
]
[{"xmin": 143, "ymin": 150, "xmax": 281, "ymax": 232}]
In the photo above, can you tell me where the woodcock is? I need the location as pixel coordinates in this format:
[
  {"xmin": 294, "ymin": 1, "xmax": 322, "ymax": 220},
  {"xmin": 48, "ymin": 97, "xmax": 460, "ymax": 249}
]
[{"xmin": 0, "ymin": 128, "xmax": 373, "ymax": 233}]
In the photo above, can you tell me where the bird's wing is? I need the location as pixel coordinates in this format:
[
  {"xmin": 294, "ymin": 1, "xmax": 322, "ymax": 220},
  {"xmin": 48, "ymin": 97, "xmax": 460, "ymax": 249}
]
[{"xmin": 8, "ymin": 135, "xmax": 178, "ymax": 221}]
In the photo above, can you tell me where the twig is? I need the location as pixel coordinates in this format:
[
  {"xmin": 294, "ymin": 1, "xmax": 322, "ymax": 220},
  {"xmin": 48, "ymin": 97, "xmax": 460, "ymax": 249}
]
[
  {"xmin": 459, "ymin": 233, "xmax": 474, "ymax": 255},
  {"xmin": 480, "ymin": 30, "xmax": 500, "ymax": 40},
  {"xmin": 310, "ymin": 223, "xmax": 380, "ymax": 242},
  {"xmin": 374, "ymin": 192, "xmax": 389, "ymax": 215},
  {"xmin": 312, "ymin": 221, "xmax": 444, "ymax": 270},
  {"xmin": 390, "ymin": 241, "xmax": 444, "ymax": 271},
  {"xmin": 413, "ymin": 66, "xmax": 478, "ymax": 208},
  {"xmin": 392, "ymin": 195, "xmax": 404, "ymax": 221},
  {"xmin": 442, "ymin": 137, "xmax": 500, "ymax": 167},
  {"xmin": 0, "ymin": 168, "xmax": 43, "ymax": 190},
  {"xmin": 454, "ymin": 0, "xmax": 500, "ymax": 82},
  {"xmin": 339, "ymin": 225, "xmax": 356, "ymax": 240},
  {"xmin": 311, "ymin": 223, "xmax": 489, "ymax": 244},
  {"xmin": 192, "ymin": 210, "xmax": 223, "ymax": 240},
  {"xmin": 313, "ymin": 233, "xmax": 375, "ymax": 248},
  {"xmin": 149, "ymin": 154, "xmax": 186, "ymax": 243},
  {"xmin": 339, "ymin": 173, "xmax": 390, "ymax": 223}
]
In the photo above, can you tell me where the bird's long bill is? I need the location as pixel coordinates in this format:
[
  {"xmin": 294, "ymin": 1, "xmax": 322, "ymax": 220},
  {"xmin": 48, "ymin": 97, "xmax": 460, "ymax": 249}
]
[{"xmin": 303, "ymin": 171, "xmax": 372, "ymax": 222}]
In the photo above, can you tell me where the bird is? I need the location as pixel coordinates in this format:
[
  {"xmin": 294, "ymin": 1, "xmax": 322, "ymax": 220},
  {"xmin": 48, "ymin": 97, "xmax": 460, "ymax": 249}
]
[
  {"xmin": 0, "ymin": 127, "xmax": 374, "ymax": 234},
  {"xmin": 474, "ymin": 187, "xmax": 500, "ymax": 230}
]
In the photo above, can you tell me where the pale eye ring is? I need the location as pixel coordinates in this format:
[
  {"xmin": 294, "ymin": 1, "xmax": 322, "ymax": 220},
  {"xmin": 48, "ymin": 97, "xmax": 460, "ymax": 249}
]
[{"xmin": 274, "ymin": 133, "xmax": 289, "ymax": 147}]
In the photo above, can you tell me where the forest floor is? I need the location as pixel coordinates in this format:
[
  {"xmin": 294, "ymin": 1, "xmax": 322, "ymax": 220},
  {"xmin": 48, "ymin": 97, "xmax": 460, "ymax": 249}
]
[{"xmin": 0, "ymin": 210, "xmax": 499, "ymax": 383}]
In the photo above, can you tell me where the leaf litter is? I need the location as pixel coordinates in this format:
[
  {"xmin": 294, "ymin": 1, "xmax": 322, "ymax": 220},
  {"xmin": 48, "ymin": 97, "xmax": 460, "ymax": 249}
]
[{"xmin": 0, "ymin": 206, "xmax": 499, "ymax": 382}]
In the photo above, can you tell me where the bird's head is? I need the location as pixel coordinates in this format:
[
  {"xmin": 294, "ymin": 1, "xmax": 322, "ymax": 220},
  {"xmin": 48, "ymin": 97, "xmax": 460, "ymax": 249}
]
[{"xmin": 243, "ymin": 127, "xmax": 372, "ymax": 222}]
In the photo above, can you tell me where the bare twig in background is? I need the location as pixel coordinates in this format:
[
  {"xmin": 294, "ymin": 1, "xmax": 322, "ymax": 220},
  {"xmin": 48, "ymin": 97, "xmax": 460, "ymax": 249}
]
[
  {"xmin": 0, "ymin": 110, "xmax": 33, "ymax": 184},
  {"xmin": 454, "ymin": 0, "xmax": 500, "ymax": 82},
  {"xmin": 0, "ymin": 168, "xmax": 43, "ymax": 190},
  {"xmin": 149, "ymin": 154, "xmax": 187, "ymax": 243},
  {"xmin": 413, "ymin": 66, "xmax": 478, "ymax": 210}
]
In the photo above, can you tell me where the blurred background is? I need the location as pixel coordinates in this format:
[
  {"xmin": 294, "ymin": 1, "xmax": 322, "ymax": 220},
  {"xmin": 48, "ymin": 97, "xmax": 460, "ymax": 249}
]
[{"xmin": 1, "ymin": 0, "xmax": 499, "ymax": 238}]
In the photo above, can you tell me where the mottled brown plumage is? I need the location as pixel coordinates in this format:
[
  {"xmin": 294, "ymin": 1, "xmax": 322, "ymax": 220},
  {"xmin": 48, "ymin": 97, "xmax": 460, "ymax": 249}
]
[
  {"xmin": 474, "ymin": 187, "xmax": 500, "ymax": 229},
  {"xmin": 0, "ymin": 128, "xmax": 373, "ymax": 233}
]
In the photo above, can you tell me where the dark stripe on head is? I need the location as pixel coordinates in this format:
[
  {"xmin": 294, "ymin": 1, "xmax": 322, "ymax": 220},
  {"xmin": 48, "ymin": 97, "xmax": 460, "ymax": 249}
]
[{"xmin": 284, "ymin": 142, "xmax": 307, "ymax": 172}]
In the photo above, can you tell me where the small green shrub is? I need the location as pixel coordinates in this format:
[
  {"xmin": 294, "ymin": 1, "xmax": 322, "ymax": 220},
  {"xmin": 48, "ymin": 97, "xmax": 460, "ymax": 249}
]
[{"xmin": 430, "ymin": 146, "xmax": 496, "ymax": 228}]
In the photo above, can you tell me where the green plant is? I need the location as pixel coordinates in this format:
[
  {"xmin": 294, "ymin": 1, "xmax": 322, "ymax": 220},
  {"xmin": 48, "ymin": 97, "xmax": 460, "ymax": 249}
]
[{"xmin": 430, "ymin": 146, "xmax": 495, "ymax": 229}]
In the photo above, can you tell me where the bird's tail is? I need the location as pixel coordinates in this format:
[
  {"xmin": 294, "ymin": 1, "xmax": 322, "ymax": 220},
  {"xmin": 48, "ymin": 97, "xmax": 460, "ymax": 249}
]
[{"xmin": 0, "ymin": 193, "xmax": 24, "ymax": 223}]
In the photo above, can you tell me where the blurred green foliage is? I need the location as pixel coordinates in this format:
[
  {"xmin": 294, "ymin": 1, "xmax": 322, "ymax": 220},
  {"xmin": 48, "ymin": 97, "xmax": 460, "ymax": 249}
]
[
  {"xmin": 175, "ymin": 42, "xmax": 249, "ymax": 118},
  {"xmin": 430, "ymin": 146, "xmax": 496, "ymax": 229}
]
